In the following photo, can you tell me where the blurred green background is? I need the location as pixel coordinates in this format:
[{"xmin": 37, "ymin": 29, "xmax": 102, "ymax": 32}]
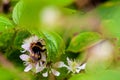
[{"xmin": 1, "ymin": 0, "xmax": 120, "ymax": 80}]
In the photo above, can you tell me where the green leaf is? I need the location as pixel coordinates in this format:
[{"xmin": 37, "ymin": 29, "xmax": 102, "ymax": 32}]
[
  {"xmin": 67, "ymin": 32, "xmax": 101, "ymax": 52},
  {"xmin": 46, "ymin": 0, "xmax": 74, "ymax": 7},
  {"xmin": 0, "ymin": 29, "xmax": 15, "ymax": 52},
  {"xmin": 56, "ymin": 67, "xmax": 68, "ymax": 80},
  {"xmin": 70, "ymin": 70, "xmax": 120, "ymax": 80},
  {"xmin": 23, "ymin": 0, "xmax": 73, "ymax": 7},
  {"xmin": 13, "ymin": 0, "xmax": 42, "ymax": 30},
  {"xmin": 6, "ymin": 49, "xmax": 23, "ymax": 66},
  {"xmin": 14, "ymin": 29, "xmax": 31, "ymax": 49},
  {"xmin": 0, "ymin": 16, "xmax": 14, "ymax": 32},
  {"xmin": 12, "ymin": 0, "xmax": 24, "ymax": 24},
  {"xmin": 42, "ymin": 30, "xmax": 65, "ymax": 62},
  {"xmin": 70, "ymin": 73, "xmax": 93, "ymax": 80},
  {"xmin": 12, "ymin": 0, "xmax": 74, "ymax": 30}
]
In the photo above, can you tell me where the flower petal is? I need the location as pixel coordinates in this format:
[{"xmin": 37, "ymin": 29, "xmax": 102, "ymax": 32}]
[
  {"xmin": 21, "ymin": 35, "xmax": 39, "ymax": 52},
  {"xmin": 24, "ymin": 62, "xmax": 29, "ymax": 66},
  {"xmin": 27, "ymin": 35, "xmax": 38, "ymax": 43},
  {"xmin": 32, "ymin": 36, "xmax": 39, "ymax": 42},
  {"xmin": 42, "ymin": 71, "xmax": 48, "ymax": 77},
  {"xmin": 76, "ymin": 68, "xmax": 80, "ymax": 73},
  {"xmin": 51, "ymin": 69, "xmax": 60, "ymax": 76},
  {"xmin": 36, "ymin": 63, "xmax": 45, "ymax": 73},
  {"xmin": 20, "ymin": 54, "xmax": 29, "ymax": 61},
  {"xmin": 54, "ymin": 61, "xmax": 66, "ymax": 68},
  {"xmin": 67, "ymin": 57, "xmax": 72, "ymax": 66},
  {"xmin": 24, "ymin": 64, "xmax": 32, "ymax": 72},
  {"xmin": 36, "ymin": 63, "xmax": 40, "ymax": 73},
  {"xmin": 80, "ymin": 63, "xmax": 86, "ymax": 70},
  {"xmin": 76, "ymin": 63, "xmax": 86, "ymax": 73},
  {"xmin": 41, "ymin": 52, "xmax": 46, "ymax": 62},
  {"xmin": 21, "ymin": 43, "xmax": 30, "ymax": 51}
]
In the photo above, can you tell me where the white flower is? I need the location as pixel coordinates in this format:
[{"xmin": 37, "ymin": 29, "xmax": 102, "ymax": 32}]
[
  {"xmin": 20, "ymin": 54, "xmax": 62, "ymax": 77},
  {"xmin": 42, "ymin": 71, "xmax": 48, "ymax": 77},
  {"xmin": 42, "ymin": 61, "xmax": 65, "ymax": 77},
  {"xmin": 60, "ymin": 57, "xmax": 86, "ymax": 74},
  {"xmin": 20, "ymin": 54, "xmax": 46, "ymax": 73},
  {"xmin": 20, "ymin": 35, "xmax": 48, "ymax": 74},
  {"xmin": 66, "ymin": 57, "xmax": 86, "ymax": 73},
  {"xmin": 21, "ymin": 35, "xmax": 47, "ymax": 62},
  {"xmin": 42, "ymin": 68, "xmax": 60, "ymax": 77}
]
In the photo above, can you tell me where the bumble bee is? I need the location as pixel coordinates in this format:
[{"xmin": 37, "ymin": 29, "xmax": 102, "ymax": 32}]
[{"xmin": 30, "ymin": 39, "xmax": 46, "ymax": 61}]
